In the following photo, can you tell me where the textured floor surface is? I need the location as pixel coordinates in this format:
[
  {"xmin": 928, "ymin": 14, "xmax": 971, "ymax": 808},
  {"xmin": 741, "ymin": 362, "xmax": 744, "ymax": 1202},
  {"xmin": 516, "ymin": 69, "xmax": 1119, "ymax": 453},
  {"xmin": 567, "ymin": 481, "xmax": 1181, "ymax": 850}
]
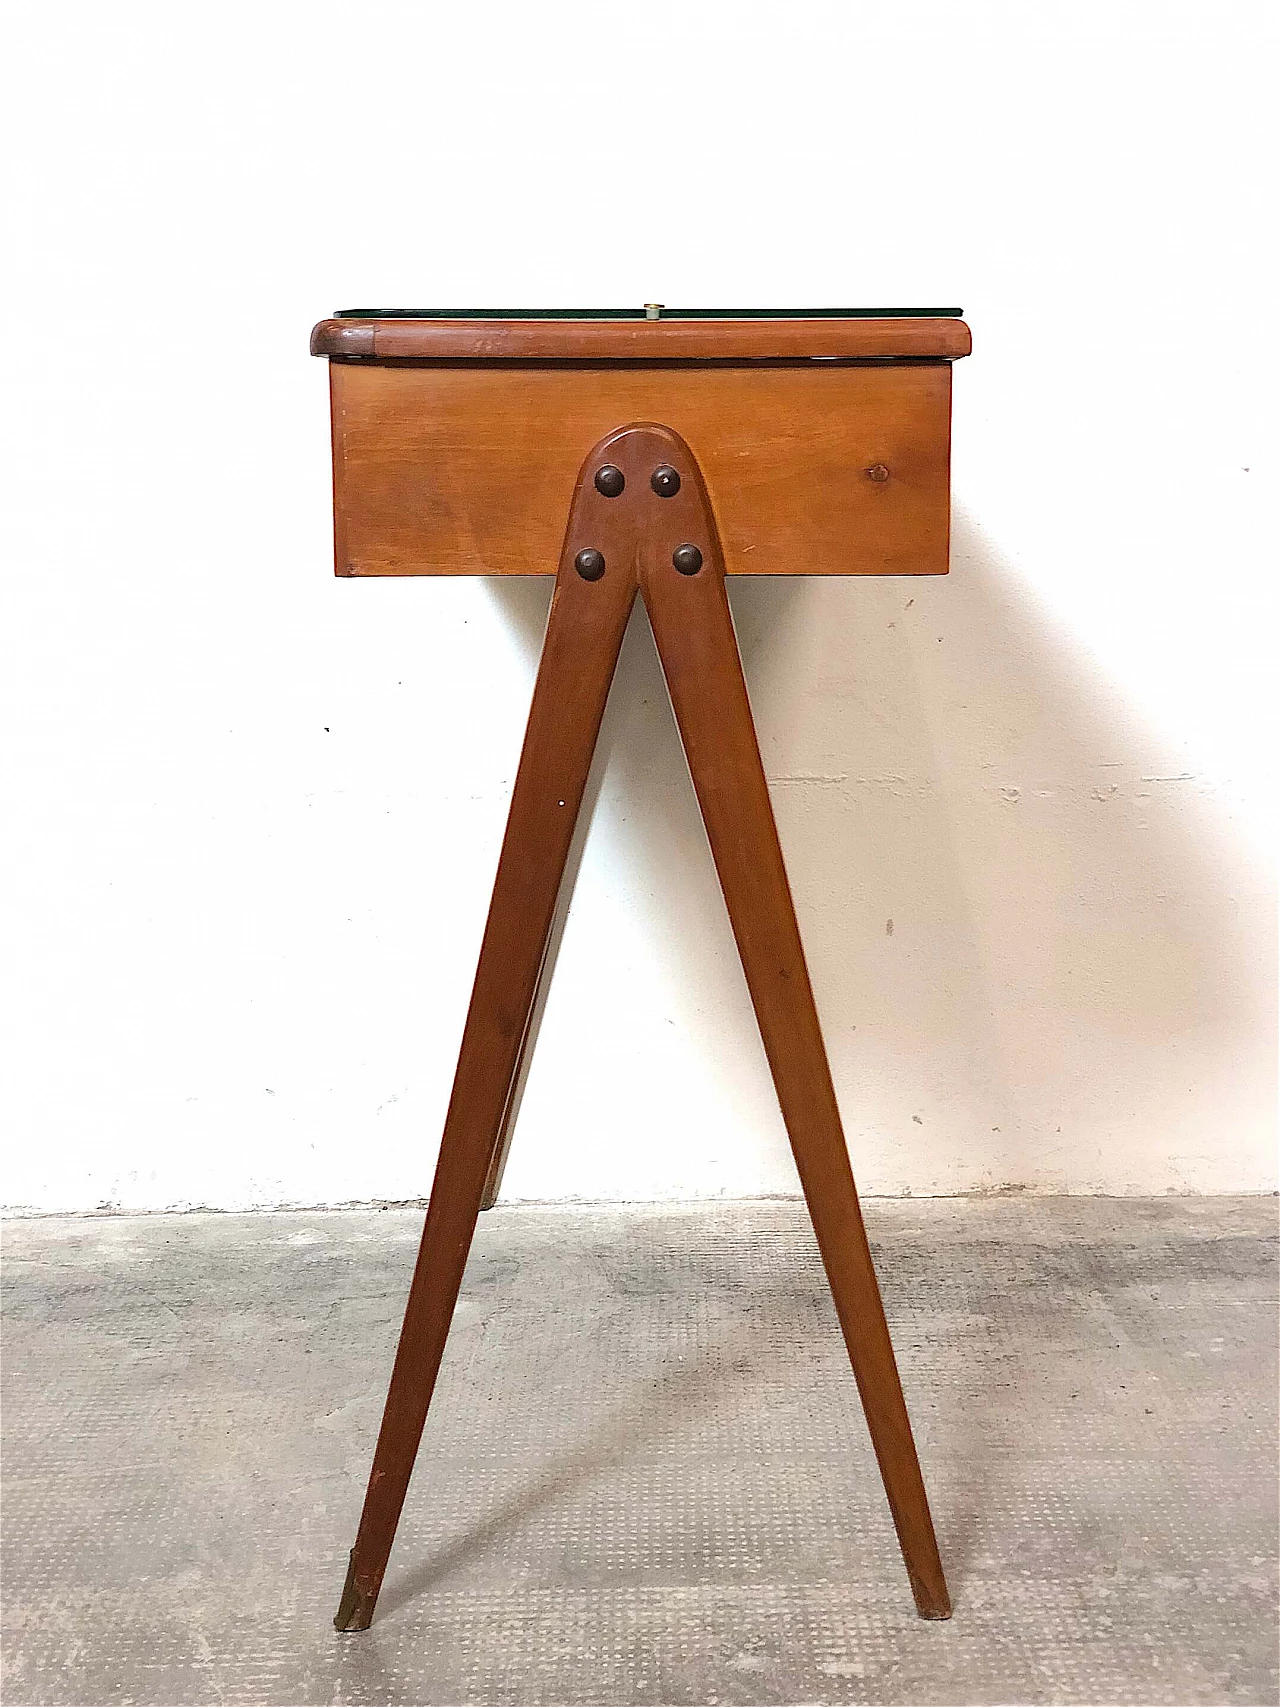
[{"xmin": 2, "ymin": 1197, "xmax": 1277, "ymax": 1707}]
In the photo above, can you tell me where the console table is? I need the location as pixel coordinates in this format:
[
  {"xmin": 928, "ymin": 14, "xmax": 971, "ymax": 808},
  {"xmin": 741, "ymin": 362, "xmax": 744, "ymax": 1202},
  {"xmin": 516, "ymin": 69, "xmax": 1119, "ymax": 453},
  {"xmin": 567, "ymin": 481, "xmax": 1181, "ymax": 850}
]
[{"xmin": 310, "ymin": 306, "xmax": 972, "ymax": 1630}]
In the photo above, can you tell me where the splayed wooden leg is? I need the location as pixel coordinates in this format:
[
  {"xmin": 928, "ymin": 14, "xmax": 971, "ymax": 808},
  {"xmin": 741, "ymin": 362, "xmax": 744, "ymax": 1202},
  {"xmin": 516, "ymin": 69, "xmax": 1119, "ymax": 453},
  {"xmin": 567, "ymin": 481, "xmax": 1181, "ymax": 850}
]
[{"xmin": 639, "ymin": 426, "xmax": 950, "ymax": 1619}]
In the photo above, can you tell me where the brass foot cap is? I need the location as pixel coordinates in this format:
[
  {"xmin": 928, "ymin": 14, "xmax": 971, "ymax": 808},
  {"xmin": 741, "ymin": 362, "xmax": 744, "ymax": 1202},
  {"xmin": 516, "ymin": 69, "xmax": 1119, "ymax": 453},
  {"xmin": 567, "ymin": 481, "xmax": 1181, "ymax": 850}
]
[{"xmin": 334, "ymin": 1550, "xmax": 377, "ymax": 1632}]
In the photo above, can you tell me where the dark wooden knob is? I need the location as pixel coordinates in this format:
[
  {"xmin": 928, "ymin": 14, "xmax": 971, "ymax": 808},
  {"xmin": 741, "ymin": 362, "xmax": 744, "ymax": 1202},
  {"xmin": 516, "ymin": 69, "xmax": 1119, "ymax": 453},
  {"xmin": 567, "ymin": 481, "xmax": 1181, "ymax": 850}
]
[
  {"xmin": 574, "ymin": 548, "xmax": 606, "ymax": 581},
  {"xmin": 594, "ymin": 464, "xmax": 625, "ymax": 497},
  {"xmin": 672, "ymin": 543, "xmax": 703, "ymax": 575},
  {"xmin": 651, "ymin": 464, "xmax": 681, "ymax": 497}
]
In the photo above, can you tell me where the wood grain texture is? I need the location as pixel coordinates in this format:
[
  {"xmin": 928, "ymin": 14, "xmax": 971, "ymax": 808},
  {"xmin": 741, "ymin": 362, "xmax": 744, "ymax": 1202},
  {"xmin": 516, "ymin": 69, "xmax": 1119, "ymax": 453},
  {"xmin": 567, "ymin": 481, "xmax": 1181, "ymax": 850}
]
[
  {"xmin": 334, "ymin": 424, "xmax": 949, "ymax": 1632},
  {"xmin": 637, "ymin": 426, "xmax": 950, "ymax": 1621},
  {"xmin": 334, "ymin": 436, "xmax": 640, "ymax": 1632},
  {"xmin": 311, "ymin": 315, "xmax": 971, "ymax": 362},
  {"xmin": 328, "ymin": 362, "xmax": 954, "ymax": 577}
]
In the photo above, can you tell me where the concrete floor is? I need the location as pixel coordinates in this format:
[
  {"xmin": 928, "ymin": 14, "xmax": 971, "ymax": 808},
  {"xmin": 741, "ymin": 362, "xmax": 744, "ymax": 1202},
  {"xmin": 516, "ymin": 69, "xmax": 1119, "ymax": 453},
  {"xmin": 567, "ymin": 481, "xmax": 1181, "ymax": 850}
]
[{"xmin": 1, "ymin": 1198, "xmax": 1276, "ymax": 1707}]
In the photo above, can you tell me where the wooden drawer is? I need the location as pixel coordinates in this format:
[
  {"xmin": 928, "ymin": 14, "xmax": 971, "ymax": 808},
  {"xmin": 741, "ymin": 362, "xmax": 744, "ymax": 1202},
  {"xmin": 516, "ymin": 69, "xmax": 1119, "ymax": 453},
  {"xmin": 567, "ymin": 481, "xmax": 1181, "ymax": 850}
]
[{"xmin": 325, "ymin": 361, "xmax": 955, "ymax": 578}]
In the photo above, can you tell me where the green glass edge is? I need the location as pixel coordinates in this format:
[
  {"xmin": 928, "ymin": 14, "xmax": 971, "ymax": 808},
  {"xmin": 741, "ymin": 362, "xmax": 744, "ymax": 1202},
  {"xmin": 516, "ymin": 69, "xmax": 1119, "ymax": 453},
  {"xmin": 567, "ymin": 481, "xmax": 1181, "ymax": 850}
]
[{"xmin": 335, "ymin": 307, "xmax": 964, "ymax": 321}]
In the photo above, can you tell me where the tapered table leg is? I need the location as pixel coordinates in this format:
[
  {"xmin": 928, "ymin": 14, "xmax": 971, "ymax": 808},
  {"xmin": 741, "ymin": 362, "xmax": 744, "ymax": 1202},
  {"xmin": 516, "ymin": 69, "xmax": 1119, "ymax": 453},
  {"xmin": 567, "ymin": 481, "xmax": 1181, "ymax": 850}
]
[
  {"xmin": 336, "ymin": 422, "xmax": 948, "ymax": 1631},
  {"xmin": 479, "ymin": 739, "xmax": 605, "ymax": 1211},
  {"xmin": 638, "ymin": 429, "xmax": 951, "ymax": 1619},
  {"xmin": 334, "ymin": 440, "xmax": 639, "ymax": 1630}
]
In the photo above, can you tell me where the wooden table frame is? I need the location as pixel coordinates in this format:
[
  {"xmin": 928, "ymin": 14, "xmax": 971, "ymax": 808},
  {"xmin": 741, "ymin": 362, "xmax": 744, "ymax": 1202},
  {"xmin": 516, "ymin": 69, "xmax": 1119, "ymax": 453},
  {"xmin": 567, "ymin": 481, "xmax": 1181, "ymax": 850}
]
[{"xmin": 312, "ymin": 313, "xmax": 971, "ymax": 1631}]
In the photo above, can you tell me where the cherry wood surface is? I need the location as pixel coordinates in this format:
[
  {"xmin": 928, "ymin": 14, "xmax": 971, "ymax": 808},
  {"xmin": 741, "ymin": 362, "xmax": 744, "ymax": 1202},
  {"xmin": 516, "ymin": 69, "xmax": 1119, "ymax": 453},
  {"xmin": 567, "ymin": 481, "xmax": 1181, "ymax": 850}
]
[
  {"xmin": 311, "ymin": 314, "xmax": 971, "ymax": 362},
  {"xmin": 327, "ymin": 362, "xmax": 954, "ymax": 577},
  {"xmin": 334, "ymin": 424, "xmax": 950, "ymax": 1633},
  {"xmin": 635, "ymin": 430, "xmax": 949, "ymax": 1623},
  {"xmin": 334, "ymin": 437, "xmax": 640, "ymax": 1635}
]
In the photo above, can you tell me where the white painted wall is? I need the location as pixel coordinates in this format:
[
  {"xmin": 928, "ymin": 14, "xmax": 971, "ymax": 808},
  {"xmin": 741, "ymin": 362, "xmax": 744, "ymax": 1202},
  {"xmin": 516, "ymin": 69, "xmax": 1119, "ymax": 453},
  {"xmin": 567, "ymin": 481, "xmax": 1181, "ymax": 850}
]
[{"xmin": 2, "ymin": 1, "xmax": 1274, "ymax": 1212}]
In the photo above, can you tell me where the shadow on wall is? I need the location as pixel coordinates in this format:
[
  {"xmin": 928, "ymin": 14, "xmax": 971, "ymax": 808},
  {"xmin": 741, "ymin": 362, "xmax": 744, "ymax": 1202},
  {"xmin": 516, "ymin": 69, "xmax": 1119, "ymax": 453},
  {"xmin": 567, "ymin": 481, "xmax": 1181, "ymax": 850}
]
[{"xmin": 481, "ymin": 508, "xmax": 1275, "ymax": 1196}]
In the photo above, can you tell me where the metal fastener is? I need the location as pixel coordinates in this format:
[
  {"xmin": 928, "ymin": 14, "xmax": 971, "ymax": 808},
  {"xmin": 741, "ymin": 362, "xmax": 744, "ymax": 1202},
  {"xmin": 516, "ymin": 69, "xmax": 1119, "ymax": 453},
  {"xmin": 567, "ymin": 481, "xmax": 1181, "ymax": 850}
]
[
  {"xmin": 594, "ymin": 464, "xmax": 625, "ymax": 498},
  {"xmin": 574, "ymin": 548, "xmax": 606, "ymax": 581},
  {"xmin": 866, "ymin": 464, "xmax": 890, "ymax": 483},
  {"xmin": 672, "ymin": 543, "xmax": 703, "ymax": 575},
  {"xmin": 651, "ymin": 464, "xmax": 681, "ymax": 497}
]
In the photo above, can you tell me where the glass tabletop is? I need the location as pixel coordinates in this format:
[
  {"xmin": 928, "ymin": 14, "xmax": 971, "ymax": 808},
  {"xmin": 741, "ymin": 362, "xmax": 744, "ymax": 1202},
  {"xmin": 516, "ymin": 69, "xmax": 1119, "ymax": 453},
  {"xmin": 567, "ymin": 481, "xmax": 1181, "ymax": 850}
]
[{"xmin": 336, "ymin": 307, "xmax": 964, "ymax": 320}]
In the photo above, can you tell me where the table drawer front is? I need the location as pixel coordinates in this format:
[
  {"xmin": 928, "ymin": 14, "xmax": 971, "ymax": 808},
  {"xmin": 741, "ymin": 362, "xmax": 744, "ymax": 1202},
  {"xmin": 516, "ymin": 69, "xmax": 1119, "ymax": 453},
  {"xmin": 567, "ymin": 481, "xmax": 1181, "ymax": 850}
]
[{"xmin": 328, "ymin": 363, "xmax": 953, "ymax": 577}]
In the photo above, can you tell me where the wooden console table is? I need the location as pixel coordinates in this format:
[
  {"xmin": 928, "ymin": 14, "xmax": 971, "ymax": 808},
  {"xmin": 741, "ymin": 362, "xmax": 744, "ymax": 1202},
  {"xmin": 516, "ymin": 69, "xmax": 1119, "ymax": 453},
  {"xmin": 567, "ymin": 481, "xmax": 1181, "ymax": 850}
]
[{"xmin": 310, "ymin": 307, "xmax": 972, "ymax": 1630}]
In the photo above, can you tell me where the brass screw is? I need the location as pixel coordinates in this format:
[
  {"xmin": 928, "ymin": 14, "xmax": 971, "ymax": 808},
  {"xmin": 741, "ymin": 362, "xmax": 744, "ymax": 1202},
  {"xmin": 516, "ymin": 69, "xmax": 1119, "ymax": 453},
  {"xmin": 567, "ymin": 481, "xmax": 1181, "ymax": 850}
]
[{"xmin": 866, "ymin": 464, "xmax": 890, "ymax": 483}]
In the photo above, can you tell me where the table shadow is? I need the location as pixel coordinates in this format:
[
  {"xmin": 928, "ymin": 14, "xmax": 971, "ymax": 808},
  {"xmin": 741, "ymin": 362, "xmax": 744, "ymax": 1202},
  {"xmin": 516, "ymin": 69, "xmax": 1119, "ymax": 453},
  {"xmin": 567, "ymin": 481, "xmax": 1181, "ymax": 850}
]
[{"xmin": 479, "ymin": 512, "xmax": 1273, "ymax": 1196}]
